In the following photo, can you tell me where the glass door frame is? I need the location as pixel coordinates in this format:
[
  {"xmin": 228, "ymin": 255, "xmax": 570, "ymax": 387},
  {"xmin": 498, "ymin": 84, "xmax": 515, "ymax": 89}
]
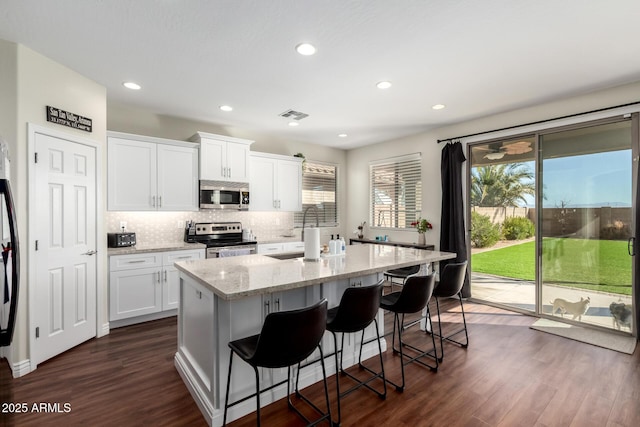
[{"xmin": 467, "ymin": 113, "xmax": 638, "ymax": 337}]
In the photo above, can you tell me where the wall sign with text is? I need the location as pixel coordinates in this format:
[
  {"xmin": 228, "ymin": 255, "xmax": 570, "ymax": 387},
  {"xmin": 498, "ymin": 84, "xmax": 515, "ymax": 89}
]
[{"xmin": 46, "ymin": 106, "xmax": 92, "ymax": 133}]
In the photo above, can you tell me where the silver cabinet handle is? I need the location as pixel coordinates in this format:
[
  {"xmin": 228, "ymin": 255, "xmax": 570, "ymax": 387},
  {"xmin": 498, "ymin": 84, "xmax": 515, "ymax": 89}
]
[
  {"xmin": 274, "ymin": 298, "xmax": 280, "ymax": 312},
  {"xmin": 152, "ymin": 195, "xmax": 156, "ymax": 207},
  {"xmin": 158, "ymin": 195, "xmax": 162, "ymax": 208},
  {"xmin": 157, "ymin": 271, "xmax": 161, "ymax": 283},
  {"xmin": 264, "ymin": 300, "xmax": 270, "ymax": 316},
  {"xmin": 228, "ymin": 167, "xmax": 231, "ymax": 177},
  {"xmin": 127, "ymin": 259, "xmax": 146, "ymax": 264},
  {"xmin": 221, "ymin": 167, "xmax": 225, "ymax": 177},
  {"xmin": 82, "ymin": 250, "xmax": 97, "ymax": 256},
  {"xmin": 164, "ymin": 270, "xmax": 167, "ymax": 282}
]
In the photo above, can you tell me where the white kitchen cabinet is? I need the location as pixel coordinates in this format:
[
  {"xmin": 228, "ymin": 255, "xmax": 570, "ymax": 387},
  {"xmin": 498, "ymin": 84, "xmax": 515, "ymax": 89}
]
[
  {"xmin": 283, "ymin": 241, "xmax": 305, "ymax": 253},
  {"xmin": 256, "ymin": 243, "xmax": 285, "ymax": 254},
  {"xmin": 249, "ymin": 152, "xmax": 302, "ymax": 211},
  {"xmin": 257, "ymin": 241, "xmax": 304, "ymax": 255},
  {"xmin": 190, "ymin": 131, "xmax": 253, "ymax": 182},
  {"xmin": 109, "ymin": 249, "xmax": 204, "ymax": 326},
  {"xmin": 107, "ymin": 132, "xmax": 199, "ymax": 211}
]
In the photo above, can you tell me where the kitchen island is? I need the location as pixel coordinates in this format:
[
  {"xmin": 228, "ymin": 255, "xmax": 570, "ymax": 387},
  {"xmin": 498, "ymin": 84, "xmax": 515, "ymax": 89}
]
[{"xmin": 174, "ymin": 244, "xmax": 456, "ymax": 426}]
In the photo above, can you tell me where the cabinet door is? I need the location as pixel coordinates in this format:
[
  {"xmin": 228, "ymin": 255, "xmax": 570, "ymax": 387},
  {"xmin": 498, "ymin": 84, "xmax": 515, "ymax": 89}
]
[
  {"xmin": 157, "ymin": 144, "xmax": 199, "ymax": 211},
  {"xmin": 199, "ymin": 139, "xmax": 226, "ymax": 181},
  {"xmin": 226, "ymin": 141, "xmax": 250, "ymax": 182},
  {"xmin": 249, "ymin": 156, "xmax": 277, "ymax": 211},
  {"xmin": 276, "ymin": 159, "xmax": 302, "ymax": 211},
  {"xmin": 163, "ymin": 250, "xmax": 204, "ymax": 310},
  {"xmin": 108, "ymin": 137, "xmax": 157, "ymax": 211},
  {"xmin": 109, "ymin": 267, "xmax": 162, "ymax": 320}
]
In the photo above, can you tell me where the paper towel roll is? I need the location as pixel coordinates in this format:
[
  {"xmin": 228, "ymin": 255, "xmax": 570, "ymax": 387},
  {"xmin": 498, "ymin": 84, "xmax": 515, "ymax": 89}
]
[{"xmin": 304, "ymin": 227, "xmax": 320, "ymax": 261}]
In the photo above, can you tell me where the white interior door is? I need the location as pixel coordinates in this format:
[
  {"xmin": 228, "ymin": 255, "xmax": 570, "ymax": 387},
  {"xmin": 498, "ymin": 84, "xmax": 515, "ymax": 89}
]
[{"xmin": 32, "ymin": 131, "xmax": 97, "ymax": 366}]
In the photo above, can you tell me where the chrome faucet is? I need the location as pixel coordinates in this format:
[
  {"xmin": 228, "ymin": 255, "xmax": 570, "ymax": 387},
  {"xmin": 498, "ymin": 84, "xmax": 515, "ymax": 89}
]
[{"xmin": 301, "ymin": 205, "xmax": 319, "ymax": 241}]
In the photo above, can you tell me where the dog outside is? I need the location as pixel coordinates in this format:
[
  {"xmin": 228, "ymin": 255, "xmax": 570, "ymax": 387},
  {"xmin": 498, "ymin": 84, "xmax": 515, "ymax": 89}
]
[{"xmin": 471, "ymin": 272, "xmax": 633, "ymax": 332}]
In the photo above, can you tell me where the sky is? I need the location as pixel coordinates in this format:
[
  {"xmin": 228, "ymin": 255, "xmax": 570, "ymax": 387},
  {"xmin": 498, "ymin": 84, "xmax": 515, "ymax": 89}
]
[{"xmin": 519, "ymin": 150, "xmax": 632, "ymax": 208}]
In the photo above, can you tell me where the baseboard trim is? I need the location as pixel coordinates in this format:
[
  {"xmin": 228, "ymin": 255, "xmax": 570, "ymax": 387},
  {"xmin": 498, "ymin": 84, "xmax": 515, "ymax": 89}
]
[
  {"xmin": 98, "ymin": 322, "xmax": 110, "ymax": 338},
  {"xmin": 12, "ymin": 359, "xmax": 31, "ymax": 378},
  {"xmin": 109, "ymin": 310, "xmax": 177, "ymax": 329}
]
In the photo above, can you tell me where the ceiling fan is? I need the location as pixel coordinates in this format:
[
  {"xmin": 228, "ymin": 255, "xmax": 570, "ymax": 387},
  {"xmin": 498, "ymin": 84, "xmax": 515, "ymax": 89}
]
[{"xmin": 478, "ymin": 140, "xmax": 533, "ymax": 160}]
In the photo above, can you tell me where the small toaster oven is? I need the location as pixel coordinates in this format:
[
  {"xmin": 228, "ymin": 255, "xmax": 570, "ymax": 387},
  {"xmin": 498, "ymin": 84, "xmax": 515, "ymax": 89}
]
[{"xmin": 107, "ymin": 232, "xmax": 136, "ymax": 248}]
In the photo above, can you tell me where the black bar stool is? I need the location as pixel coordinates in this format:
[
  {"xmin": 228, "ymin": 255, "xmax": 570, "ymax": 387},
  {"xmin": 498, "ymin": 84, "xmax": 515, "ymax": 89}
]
[
  {"xmin": 326, "ymin": 281, "xmax": 386, "ymax": 426},
  {"xmin": 223, "ymin": 299, "xmax": 332, "ymax": 427},
  {"xmin": 433, "ymin": 261, "xmax": 469, "ymax": 362},
  {"xmin": 380, "ymin": 273, "xmax": 438, "ymax": 391},
  {"xmin": 383, "ymin": 264, "xmax": 420, "ymax": 292}
]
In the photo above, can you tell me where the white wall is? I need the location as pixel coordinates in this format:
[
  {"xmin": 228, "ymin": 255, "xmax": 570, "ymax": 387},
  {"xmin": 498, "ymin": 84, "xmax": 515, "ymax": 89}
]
[
  {"xmin": 346, "ymin": 81, "xmax": 640, "ymax": 249},
  {"xmin": 0, "ymin": 40, "xmax": 107, "ymax": 373}
]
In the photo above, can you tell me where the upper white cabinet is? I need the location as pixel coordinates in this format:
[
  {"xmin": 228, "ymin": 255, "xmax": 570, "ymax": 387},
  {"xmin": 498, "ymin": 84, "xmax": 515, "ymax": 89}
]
[
  {"xmin": 250, "ymin": 152, "xmax": 302, "ymax": 211},
  {"xmin": 108, "ymin": 132, "xmax": 199, "ymax": 211},
  {"xmin": 190, "ymin": 132, "xmax": 254, "ymax": 182}
]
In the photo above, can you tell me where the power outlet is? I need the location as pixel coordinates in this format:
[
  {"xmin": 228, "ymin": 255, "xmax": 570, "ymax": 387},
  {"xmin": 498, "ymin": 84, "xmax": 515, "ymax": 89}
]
[
  {"xmin": 119, "ymin": 221, "xmax": 127, "ymax": 231},
  {"xmin": 177, "ymin": 220, "xmax": 185, "ymax": 229}
]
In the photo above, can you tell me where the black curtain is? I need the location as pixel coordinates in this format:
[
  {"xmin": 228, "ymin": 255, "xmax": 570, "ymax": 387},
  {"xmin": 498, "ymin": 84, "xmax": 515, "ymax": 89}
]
[{"xmin": 440, "ymin": 141, "xmax": 470, "ymax": 297}]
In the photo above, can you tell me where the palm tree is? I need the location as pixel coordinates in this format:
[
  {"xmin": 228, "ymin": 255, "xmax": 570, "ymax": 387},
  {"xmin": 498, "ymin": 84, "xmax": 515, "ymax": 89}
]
[{"xmin": 471, "ymin": 163, "xmax": 534, "ymax": 207}]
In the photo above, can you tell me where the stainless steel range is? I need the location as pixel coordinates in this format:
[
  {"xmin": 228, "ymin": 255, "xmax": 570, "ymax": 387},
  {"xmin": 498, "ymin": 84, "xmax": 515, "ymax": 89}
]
[{"xmin": 184, "ymin": 221, "xmax": 257, "ymax": 258}]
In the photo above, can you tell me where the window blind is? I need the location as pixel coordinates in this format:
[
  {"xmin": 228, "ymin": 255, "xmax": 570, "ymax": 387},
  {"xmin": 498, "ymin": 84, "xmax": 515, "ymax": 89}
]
[
  {"xmin": 370, "ymin": 153, "xmax": 422, "ymax": 229},
  {"xmin": 294, "ymin": 161, "xmax": 338, "ymax": 227}
]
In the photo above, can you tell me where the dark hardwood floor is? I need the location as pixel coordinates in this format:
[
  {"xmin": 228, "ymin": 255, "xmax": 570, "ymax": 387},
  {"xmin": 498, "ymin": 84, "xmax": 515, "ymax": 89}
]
[{"xmin": 2, "ymin": 297, "xmax": 640, "ymax": 426}]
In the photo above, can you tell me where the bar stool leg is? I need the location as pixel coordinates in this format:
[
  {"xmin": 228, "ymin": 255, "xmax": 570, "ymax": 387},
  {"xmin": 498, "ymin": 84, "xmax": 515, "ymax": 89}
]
[
  {"xmin": 331, "ymin": 331, "xmax": 343, "ymax": 425},
  {"xmin": 223, "ymin": 352, "xmax": 234, "ymax": 426}
]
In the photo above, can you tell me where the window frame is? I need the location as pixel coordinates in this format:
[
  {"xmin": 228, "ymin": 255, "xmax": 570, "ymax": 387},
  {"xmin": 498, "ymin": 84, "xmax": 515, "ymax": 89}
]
[
  {"xmin": 369, "ymin": 153, "xmax": 422, "ymax": 230},
  {"xmin": 294, "ymin": 160, "xmax": 339, "ymax": 228}
]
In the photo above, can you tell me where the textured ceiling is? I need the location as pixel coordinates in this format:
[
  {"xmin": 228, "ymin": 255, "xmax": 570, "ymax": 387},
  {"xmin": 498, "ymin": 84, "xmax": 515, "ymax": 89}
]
[{"xmin": 1, "ymin": 0, "xmax": 640, "ymax": 149}]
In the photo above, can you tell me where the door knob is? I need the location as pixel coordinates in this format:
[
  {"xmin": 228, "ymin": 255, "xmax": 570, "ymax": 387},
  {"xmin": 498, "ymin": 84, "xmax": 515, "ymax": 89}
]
[{"xmin": 82, "ymin": 250, "xmax": 97, "ymax": 256}]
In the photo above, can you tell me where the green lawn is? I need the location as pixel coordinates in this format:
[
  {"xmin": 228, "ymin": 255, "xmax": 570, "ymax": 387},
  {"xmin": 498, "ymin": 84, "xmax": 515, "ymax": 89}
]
[{"xmin": 471, "ymin": 238, "xmax": 632, "ymax": 295}]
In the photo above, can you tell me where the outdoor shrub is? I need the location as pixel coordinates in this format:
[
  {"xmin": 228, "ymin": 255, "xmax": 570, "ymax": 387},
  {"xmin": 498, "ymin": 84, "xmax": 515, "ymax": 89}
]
[
  {"xmin": 600, "ymin": 220, "xmax": 630, "ymax": 240},
  {"xmin": 471, "ymin": 211, "xmax": 501, "ymax": 248},
  {"xmin": 502, "ymin": 216, "xmax": 535, "ymax": 240}
]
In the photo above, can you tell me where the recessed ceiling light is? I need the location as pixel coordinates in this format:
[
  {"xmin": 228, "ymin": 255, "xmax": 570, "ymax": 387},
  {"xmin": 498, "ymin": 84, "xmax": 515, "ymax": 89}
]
[
  {"xmin": 219, "ymin": 105, "xmax": 233, "ymax": 112},
  {"xmin": 376, "ymin": 81, "xmax": 392, "ymax": 89},
  {"xmin": 432, "ymin": 104, "xmax": 446, "ymax": 110},
  {"xmin": 123, "ymin": 82, "xmax": 141, "ymax": 90},
  {"xmin": 288, "ymin": 122, "xmax": 299, "ymax": 127},
  {"xmin": 295, "ymin": 43, "xmax": 316, "ymax": 56},
  {"xmin": 338, "ymin": 133, "xmax": 348, "ymax": 138}
]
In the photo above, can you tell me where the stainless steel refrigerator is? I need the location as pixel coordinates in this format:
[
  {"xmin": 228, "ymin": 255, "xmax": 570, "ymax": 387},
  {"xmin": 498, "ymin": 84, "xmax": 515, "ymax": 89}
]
[{"xmin": 0, "ymin": 138, "xmax": 19, "ymax": 348}]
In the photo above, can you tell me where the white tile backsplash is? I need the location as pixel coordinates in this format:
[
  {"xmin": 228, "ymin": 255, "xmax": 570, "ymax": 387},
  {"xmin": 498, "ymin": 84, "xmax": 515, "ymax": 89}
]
[{"xmin": 106, "ymin": 211, "xmax": 300, "ymax": 245}]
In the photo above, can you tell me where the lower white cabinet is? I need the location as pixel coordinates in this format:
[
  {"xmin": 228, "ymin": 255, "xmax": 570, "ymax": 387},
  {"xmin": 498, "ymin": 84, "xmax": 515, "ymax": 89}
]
[
  {"xmin": 257, "ymin": 241, "xmax": 304, "ymax": 254},
  {"xmin": 109, "ymin": 249, "xmax": 204, "ymax": 324}
]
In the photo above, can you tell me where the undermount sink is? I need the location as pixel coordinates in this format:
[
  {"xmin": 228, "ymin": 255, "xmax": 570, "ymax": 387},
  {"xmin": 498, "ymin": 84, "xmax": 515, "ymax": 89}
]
[{"xmin": 265, "ymin": 252, "xmax": 304, "ymax": 260}]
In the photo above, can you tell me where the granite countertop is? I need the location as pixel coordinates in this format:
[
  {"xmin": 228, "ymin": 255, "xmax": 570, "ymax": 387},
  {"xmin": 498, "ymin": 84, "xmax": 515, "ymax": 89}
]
[
  {"xmin": 175, "ymin": 244, "xmax": 456, "ymax": 301},
  {"xmin": 108, "ymin": 241, "xmax": 206, "ymax": 256}
]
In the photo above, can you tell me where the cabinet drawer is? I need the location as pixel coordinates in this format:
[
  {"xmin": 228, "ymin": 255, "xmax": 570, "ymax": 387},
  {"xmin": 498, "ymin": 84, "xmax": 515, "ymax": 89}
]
[
  {"xmin": 283, "ymin": 241, "xmax": 305, "ymax": 253},
  {"xmin": 110, "ymin": 253, "xmax": 162, "ymax": 271},
  {"xmin": 257, "ymin": 243, "xmax": 285, "ymax": 254},
  {"xmin": 163, "ymin": 249, "xmax": 204, "ymax": 265}
]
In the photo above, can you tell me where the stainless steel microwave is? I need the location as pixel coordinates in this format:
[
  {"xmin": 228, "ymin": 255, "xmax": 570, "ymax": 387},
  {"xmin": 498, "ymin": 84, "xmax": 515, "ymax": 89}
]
[{"xmin": 199, "ymin": 180, "xmax": 249, "ymax": 210}]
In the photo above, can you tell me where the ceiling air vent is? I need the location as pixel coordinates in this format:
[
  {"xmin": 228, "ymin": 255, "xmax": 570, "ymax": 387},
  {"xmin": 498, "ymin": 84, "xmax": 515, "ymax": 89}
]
[{"xmin": 279, "ymin": 109, "xmax": 309, "ymax": 120}]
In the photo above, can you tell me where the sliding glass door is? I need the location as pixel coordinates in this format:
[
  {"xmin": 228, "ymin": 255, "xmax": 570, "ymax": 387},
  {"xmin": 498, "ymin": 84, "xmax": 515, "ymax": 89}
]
[
  {"xmin": 469, "ymin": 136, "xmax": 536, "ymax": 312},
  {"xmin": 539, "ymin": 120, "xmax": 634, "ymax": 331},
  {"xmin": 469, "ymin": 116, "xmax": 636, "ymax": 334}
]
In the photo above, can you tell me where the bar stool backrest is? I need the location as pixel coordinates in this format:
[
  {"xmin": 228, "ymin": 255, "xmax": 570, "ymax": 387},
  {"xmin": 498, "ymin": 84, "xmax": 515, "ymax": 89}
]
[
  {"xmin": 251, "ymin": 299, "xmax": 328, "ymax": 368},
  {"xmin": 329, "ymin": 281, "xmax": 383, "ymax": 333},
  {"xmin": 434, "ymin": 262, "xmax": 468, "ymax": 298},
  {"xmin": 392, "ymin": 273, "xmax": 436, "ymax": 314}
]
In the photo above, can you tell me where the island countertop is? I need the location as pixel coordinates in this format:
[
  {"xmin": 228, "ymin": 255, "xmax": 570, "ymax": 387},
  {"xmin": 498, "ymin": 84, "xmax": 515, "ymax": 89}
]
[{"xmin": 175, "ymin": 244, "xmax": 456, "ymax": 300}]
